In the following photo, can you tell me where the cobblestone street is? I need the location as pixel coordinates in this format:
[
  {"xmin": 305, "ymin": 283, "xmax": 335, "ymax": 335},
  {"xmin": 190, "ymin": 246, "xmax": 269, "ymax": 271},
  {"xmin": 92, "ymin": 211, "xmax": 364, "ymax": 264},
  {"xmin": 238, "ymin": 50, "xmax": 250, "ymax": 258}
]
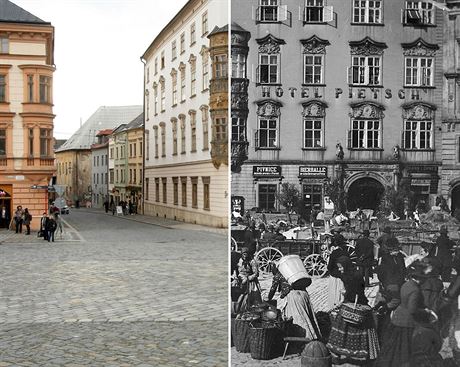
[{"xmin": 0, "ymin": 209, "xmax": 228, "ymax": 366}]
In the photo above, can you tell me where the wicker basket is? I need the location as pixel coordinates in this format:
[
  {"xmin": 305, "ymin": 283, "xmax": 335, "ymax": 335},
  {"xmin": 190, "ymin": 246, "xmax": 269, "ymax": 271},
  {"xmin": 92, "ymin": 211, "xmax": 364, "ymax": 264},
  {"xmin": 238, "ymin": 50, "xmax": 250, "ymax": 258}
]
[
  {"xmin": 234, "ymin": 318, "xmax": 251, "ymax": 353},
  {"xmin": 249, "ymin": 324, "xmax": 279, "ymax": 360}
]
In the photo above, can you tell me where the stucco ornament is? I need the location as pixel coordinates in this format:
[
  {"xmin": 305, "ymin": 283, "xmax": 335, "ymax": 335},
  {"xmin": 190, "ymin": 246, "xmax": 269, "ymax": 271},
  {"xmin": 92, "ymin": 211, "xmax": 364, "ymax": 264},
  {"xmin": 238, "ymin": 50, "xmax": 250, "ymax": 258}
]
[
  {"xmin": 349, "ymin": 103, "xmax": 385, "ymax": 119},
  {"xmin": 402, "ymin": 104, "xmax": 434, "ymax": 120},
  {"xmin": 257, "ymin": 101, "xmax": 281, "ymax": 118},
  {"xmin": 402, "ymin": 39, "xmax": 438, "ymax": 57},
  {"xmin": 301, "ymin": 36, "xmax": 330, "ymax": 54},
  {"xmin": 349, "ymin": 37, "xmax": 387, "ymax": 56},
  {"xmin": 256, "ymin": 34, "xmax": 285, "ymax": 54},
  {"xmin": 302, "ymin": 101, "xmax": 326, "ymax": 117}
]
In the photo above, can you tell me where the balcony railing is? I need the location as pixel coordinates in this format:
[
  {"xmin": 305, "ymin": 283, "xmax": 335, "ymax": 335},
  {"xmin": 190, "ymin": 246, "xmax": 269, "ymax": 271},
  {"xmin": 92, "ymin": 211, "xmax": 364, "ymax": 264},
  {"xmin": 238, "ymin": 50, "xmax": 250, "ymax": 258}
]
[{"xmin": 40, "ymin": 157, "xmax": 55, "ymax": 166}]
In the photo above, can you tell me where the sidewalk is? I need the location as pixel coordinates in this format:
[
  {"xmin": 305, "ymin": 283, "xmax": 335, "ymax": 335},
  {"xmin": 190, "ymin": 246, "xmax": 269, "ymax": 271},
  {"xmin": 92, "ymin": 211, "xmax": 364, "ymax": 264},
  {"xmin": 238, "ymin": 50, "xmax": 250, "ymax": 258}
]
[
  {"xmin": 0, "ymin": 225, "xmax": 79, "ymax": 244},
  {"xmin": 80, "ymin": 207, "xmax": 228, "ymax": 236}
]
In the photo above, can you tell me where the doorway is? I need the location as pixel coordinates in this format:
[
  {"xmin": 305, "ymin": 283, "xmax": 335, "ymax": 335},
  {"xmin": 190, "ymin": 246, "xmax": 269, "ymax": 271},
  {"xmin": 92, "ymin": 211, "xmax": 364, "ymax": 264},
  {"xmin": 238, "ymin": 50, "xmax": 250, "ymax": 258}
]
[
  {"xmin": 451, "ymin": 185, "xmax": 460, "ymax": 214},
  {"xmin": 0, "ymin": 187, "xmax": 12, "ymax": 229},
  {"xmin": 347, "ymin": 177, "xmax": 385, "ymax": 211}
]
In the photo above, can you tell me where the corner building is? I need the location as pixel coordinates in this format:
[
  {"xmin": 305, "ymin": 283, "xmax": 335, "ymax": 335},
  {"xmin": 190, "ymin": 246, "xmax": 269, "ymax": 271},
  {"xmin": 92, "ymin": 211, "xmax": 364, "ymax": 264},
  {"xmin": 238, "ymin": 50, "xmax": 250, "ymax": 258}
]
[{"xmin": 231, "ymin": 0, "xmax": 445, "ymax": 215}]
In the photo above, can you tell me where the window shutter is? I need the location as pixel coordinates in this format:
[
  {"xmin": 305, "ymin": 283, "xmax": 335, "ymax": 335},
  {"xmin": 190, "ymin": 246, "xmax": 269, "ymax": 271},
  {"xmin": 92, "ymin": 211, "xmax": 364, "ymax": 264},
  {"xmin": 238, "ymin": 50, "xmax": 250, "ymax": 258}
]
[
  {"xmin": 347, "ymin": 130, "xmax": 351, "ymax": 149},
  {"xmin": 401, "ymin": 131, "xmax": 405, "ymax": 149},
  {"xmin": 323, "ymin": 6, "xmax": 333, "ymax": 22},
  {"xmin": 254, "ymin": 129, "xmax": 259, "ymax": 149},
  {"xmin": 252, "ymin": 6, "xmax": 256, "ymax": 20},
  {"xmin": 347, "ymin": 67, "xmax": 352, "ymax": 85},
  {"xmin": 299, "ymin": 6, "xmax": 302, "ymax": 21},
  {"xmin": 401, "ymin": 9, "xmax": 405, "ymax": 24},
  {"xmin": 278, "ymin": 5, "xmax": 288, "ymax": 21}
]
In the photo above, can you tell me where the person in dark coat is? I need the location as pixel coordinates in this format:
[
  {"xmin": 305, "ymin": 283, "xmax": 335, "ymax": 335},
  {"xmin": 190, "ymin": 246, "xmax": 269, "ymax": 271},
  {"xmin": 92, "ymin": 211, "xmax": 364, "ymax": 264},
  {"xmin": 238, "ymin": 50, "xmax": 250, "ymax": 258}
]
[
  {"xmin": 419, "ymin": 256, "xmax": 444, "ymax": 313},
  {"xmin": 355, "ymin": 229, "xmax": 375, "ymax": 286},
  {"xmin": 262, "ymin": 224, "xmax": 276, "ymax": 242},
  {"xmin": 39, "ymin": 212, "xmax": 48, "ymax": 240},
  {"xmin": 410, "ymin": 309, "xmax": 443, "ymax": 367},
  {"xmin": 431, "ymin": 226, "xmax": 455, "ymax": 282},
  {"xmin": 376, "ymin": 241, "xmax": 406, "ymax": 290},
  {"xmin": 243, "ymin": 221, "xmax": 257, "ymax": 256},
  {"xmin": 45, "ymin": 214, "xmax": 57, "ymax": 242},
  {"xmin": 331, "ymin": 228, "xmax": 347, "ymax": 248},
  {"xmin": 377, "ymin": 226, "xmax": 400, "ymax": 256},
  {"xmin": 377, "ymin": 260, "xmax": 429, "ymax": 367},
  {"xmin": 327, "ymin": 237, "xmax": 349, "ymax": 309}
]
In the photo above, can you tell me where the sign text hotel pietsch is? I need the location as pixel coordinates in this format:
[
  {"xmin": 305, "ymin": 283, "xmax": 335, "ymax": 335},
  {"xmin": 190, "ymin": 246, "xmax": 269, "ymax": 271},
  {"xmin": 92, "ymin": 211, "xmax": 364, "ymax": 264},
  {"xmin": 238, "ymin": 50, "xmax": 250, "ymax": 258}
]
[{"xmin": 258, "ymin": 86, "xmax": 431, "ymax": 101}]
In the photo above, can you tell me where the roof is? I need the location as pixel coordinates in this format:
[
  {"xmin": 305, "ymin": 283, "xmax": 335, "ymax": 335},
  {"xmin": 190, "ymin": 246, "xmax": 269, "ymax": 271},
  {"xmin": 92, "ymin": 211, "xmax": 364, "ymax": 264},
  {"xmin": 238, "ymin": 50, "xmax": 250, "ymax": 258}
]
[
  {"xmin": 0, "ymin": 0, "xmax": 50, "ymax": 24},
  {"xmin": 56, "ymin": 106, "xmax": 143, "ymax": 152},
  {"xmin": 96, "ymin": 129, "xmax": 113, "ymax": 136},
  {"xmin": 125, "ymin": 112, "xmax": 144, "ymax": 131},
  {"xmin": 208, "ymin": 24, "xmax": 228, "ymax": 37}
]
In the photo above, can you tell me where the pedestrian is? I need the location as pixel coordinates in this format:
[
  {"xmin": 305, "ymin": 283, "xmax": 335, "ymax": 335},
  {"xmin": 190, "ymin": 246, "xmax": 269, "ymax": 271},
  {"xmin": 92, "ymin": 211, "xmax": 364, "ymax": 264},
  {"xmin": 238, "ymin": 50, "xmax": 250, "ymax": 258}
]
[
  {"xmin": 39, "ymin": 212, "xmax": 48, "ymax": 240},
  {"xmin": 377, "ymin": 226, "xmax": 400, "ymax": 256},
  {"xmin": 431, "ymin": 226, "xmax": 455, "ymax": 282},
  {"xmin": 13, "ymin": 205, "xmax": 23, "ymax": 233},
  {"xmin": 376, "ymin": 260, "xmax": 429, "ymax": 367},
  {"xmin": 327, "ymin": 256, "xmax": 379, "ymax": 365},
  {"xmin": 419, "ymin": 257, "xmax": 444, "ymax": 313},
  {"xmin": 262, "ymin": 224, "xmax": 276, "ymax": 241},
  {"xmin": 128, "ymin": 200, "xmax": 133, "ymax": 215},
  {"xmin": 234, "ymin": 247, "xmax": 262, "ymax": 314},
  {"xmin": 243, "ymin": 221, "xmax": 257, "ymax": 257},
  {"xmin": 103, "ymin": 200, "xmax": 109, "ymax": 213},
  {"xmin": 410, "ymin": 309, "xmax": 443, "ymax": 367},
  {"xmin": 45, "ymin": 214, "xmax": 57, "ymax": 242},
  {"xmin": 0, "ymin": 205, "xmax": 9, "ymax": 228},
  {"xmin": 355, "ymin": 229, "xmax": 375, "ymax": 286},
  {"xmin": 23, "ymin": 208, "xmax": 32, "ymax": 235},
  {"xmin": 267, "ymin": 265, "xmax": 291, "ymax": 303},
  {"xmin": 327, "ymin": 231, "xmax": 349, "ymax": 310},
  {"xmin": 54, "ymin": 211, "xmax": 63, "ymax": 237}
]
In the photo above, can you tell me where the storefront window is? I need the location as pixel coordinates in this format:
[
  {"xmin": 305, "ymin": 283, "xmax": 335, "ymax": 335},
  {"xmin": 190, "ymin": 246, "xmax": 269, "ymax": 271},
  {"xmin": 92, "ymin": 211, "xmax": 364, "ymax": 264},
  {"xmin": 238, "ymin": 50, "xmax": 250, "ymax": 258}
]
[
  {"xmin": 303, "ymin": 184, "xmax": 322, "ymax": 215},
  {"xmin": 259, "ymin": 184, "xmax": 277, "ymax": 211}
]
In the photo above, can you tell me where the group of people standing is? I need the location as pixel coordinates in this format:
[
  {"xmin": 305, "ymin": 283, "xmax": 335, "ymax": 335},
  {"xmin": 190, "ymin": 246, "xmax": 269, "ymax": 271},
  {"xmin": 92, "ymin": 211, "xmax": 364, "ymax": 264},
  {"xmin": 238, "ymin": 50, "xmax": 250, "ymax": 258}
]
[{"xmin": 13, "ymin": 205, "xmax": 32, "ymax": 235}]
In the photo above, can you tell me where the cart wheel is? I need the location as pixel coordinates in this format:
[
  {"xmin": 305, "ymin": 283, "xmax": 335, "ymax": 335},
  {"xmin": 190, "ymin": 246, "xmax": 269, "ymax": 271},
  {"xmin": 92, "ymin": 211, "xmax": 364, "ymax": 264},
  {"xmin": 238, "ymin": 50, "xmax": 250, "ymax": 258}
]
[
  {"xmin": 231, "ymin": 237, "xmax": 238, "ymax": 252},
  {"xmin": 256, "ymin": 247, "xmax": 283, "ymax": 275},
  {"xmin": 346, "ymin": 242, "xmax": 357, "ymax": 263},
  {"xmin": 303, "ymin": 253, "xmax": 328, "ymax": 278}
]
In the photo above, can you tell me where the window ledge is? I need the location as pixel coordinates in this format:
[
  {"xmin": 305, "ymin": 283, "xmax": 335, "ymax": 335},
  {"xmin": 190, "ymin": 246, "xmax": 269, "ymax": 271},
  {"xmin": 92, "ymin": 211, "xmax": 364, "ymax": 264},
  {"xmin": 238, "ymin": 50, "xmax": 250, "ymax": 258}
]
[
  {"xmin": 190, "ymin": 41, "xmax": 196, "ymax": 47},
  {"xmin": 348, "ymin": 84, "xmax": 383, "ymax": 88},
  {"xmin": 191, "ymin": 149, "xmax": 197, "ymax": 153},
  {"xmin": 401, "ymin": 148, "xmax": 435, "ymax": 152},
  {"xmin": 204, "ymin": 207, "xmax": 210, "ymax": 211},
  {"xmin": 202, "ymin": 32, "xmax": 209, "ymax": 37},
  {"xmin": 302, "ymin": 83, "xmax": 326, "ymax": 87},
  {"xmin": 180, "ymin": 99, "xmax": 186, "ymax": 104},
  {"xmin": 256, "ymin": 20, "xmax": 281, "ymax": 24},
  {"xmin": 303, "ymin": 21, "xmax": 327, "ymax": 25},
  {"xmin": 181, "ymin": 152, "xmax": 186, "ymax": 155},
  {"xmin": 202, "ymin": 148, "xmax": 209, "ymax": 151},
  {"xmin": 255, "ymin": 147, "xmax": 281, "ymax": 151},
  {"xmin": 351, "ymin": 22, "xmax": 384, "ymax": 26},
  {"xmin": 403, "ymin": 23, "xmax": 436, "ymax": 28},
  {"xmin": 190, "ymin": 94, "xmax": 197, "ymax": 99},
  {"xmin": 172, "ymin": 103, "xmax": 177, "ymax": 108},
  {"xmin": 347, "ymin": 148, "xmax": 384, "ymax": 151},
  {"xmin": 302, "ymin": 147, "xmax": 326, "ymax": 151},
  {"xmin": 192, "ymin": 205, "xmax": 198, "ymax": 209},
  {"xmin": 201, "ymin": 88, "xmax": 209, "ymax": 93},
  {"xmin": 402, "ymin": 85, "xmax": 435, "ymax": 89},
  {"xmin": 255, "ymin": 83, "xmax": 282, "ymax": 87}
]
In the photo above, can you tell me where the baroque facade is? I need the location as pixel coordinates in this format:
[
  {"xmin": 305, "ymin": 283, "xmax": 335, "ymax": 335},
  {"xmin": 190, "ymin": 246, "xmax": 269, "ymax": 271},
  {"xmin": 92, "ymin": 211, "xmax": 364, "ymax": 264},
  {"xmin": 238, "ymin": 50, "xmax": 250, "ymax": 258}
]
[
  {"xmin": 90, "ymin": 130, "xmax": 111, "ymax": 209},
  {"xmin": 232, "ymin": 0, "xmax": 448, "ymax": 216},
  {"xmin": 141, "ymin": 0, "xmax": 228, "ymax": 227},
  {"xmin": 0, "ymin": 1, "xmax": 55, "ymax": 229}
]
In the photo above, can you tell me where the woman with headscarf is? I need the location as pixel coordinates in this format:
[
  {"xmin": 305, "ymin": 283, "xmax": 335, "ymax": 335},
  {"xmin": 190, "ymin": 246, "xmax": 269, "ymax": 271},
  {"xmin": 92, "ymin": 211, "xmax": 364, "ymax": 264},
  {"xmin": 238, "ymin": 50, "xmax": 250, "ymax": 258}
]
[
  {"xmin": 327, "ymin": 256, "xmax": 379, "ymax": 365},
  {"xmin": 327, "ymin": 234, "xmax": 349, "ymax": 310},
  {"xmin": 235, "ymin": 247, "xmax": 262, "ymax": 313},
  {"xmin": 376, "ymin": 260, "xmax": 429, "ymax": 367}
]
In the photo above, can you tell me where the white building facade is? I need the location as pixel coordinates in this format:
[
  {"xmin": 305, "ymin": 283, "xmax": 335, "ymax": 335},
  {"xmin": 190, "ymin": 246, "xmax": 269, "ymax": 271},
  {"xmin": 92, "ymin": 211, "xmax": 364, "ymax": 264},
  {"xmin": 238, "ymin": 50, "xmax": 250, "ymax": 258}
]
[{"xmin": 142, "ymin": 0, "xmax": 228, "ymax": 227}]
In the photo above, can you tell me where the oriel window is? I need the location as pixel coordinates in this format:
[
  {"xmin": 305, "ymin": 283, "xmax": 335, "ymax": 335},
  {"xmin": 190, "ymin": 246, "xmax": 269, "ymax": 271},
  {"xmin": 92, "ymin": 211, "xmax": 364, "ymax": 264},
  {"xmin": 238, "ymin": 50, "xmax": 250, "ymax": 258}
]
[
  {"xmin": 39, "ymin": 76, "xmax": 51, "ymax": 103},
  {"xmin": 0, "ymin": 129, "xmax": 5, "ymax": 156},
  {"xmin": 232, "ymin": 54, "xmax": 246, "ymax": 78},
  {"xmin": 0, "ymin": 75, "xmax": 6, "ymax": 102},
  {"xmin": 40, "ymin": 128, "xmax": 51, "ymax": 157},
  {"xmin": 214, "ymin": 54, "xmax": 228, "ymax": 79},
  {"xmin": 27, "ymin": 75, "xmax": 34, "ymax": 102}
]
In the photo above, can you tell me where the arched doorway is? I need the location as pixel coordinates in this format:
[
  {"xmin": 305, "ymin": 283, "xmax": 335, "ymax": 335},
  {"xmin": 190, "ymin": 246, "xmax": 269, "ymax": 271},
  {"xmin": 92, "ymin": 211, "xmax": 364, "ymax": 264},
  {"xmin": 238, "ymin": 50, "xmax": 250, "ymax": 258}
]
[
  {"xmin": 346, "ymin": 177, "xmax": 385, "ymax": 211},
  {"xmin": 0, "ymin": 187, "xmax": 12, "ymax": 229},
  {"xmin": 451, "ymin": 185, "xmax": 460, "ymax": 214}
]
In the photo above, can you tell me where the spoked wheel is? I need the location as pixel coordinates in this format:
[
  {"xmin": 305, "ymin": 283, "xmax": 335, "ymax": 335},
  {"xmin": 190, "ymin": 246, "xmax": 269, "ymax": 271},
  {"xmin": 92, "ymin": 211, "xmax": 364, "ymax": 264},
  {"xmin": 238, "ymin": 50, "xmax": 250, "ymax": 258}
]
[
  {"xmin": 231, "ymin": 237, "xmax": 238, "ymax": 252},
  {"xmin": 346, "ymin": 242, "xmax": 357, "ymax": 263},
  {"xmin": 256, "ymin": 247, "xmax": 283, "ymax": 275},
  {"xmin": 303, "ymin": 253, "xmax": 328, "ymax": 278}
]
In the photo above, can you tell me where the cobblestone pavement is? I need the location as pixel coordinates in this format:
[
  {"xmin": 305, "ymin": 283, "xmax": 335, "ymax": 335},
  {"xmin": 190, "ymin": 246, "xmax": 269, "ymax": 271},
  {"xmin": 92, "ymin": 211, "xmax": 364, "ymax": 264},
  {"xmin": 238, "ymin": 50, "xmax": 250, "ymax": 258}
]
[{"xmin": 0, "ymin": 210, "xmax": 228, "ymax": 366}]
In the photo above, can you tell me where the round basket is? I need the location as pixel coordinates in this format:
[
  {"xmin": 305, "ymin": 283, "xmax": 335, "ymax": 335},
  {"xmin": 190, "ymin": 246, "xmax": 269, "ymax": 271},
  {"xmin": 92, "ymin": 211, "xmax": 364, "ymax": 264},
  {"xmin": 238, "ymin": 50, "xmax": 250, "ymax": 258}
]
[
  {"xmin": 249, "ymin": 324, "xmax": 278, "ymax": 360},
  {"xmin": 234, "ymin": 318, "xmax": 251, "ymax": 353}
]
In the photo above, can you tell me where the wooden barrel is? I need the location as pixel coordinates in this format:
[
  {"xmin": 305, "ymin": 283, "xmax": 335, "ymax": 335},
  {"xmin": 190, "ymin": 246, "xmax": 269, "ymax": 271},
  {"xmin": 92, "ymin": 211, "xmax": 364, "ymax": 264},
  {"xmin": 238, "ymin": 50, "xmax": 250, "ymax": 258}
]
[{"xmin": 301, "ymin": 341, "xmax": 332, "ymax": 367}]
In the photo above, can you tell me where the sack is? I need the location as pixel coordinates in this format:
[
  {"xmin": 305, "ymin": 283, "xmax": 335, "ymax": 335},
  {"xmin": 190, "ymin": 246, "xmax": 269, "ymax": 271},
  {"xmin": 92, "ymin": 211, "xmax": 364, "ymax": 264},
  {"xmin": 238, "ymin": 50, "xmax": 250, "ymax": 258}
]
[{"xmin": 339, "ymin": 295, "xmax": 371, "ymax": 325}]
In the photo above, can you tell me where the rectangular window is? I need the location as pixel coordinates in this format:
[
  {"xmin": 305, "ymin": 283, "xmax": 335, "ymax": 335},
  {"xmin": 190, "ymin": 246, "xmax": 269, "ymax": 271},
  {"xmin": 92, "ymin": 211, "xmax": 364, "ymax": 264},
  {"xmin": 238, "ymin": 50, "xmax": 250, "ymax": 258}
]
[
  {"xmin": 0, "ymin": 75, "xmax": 6, "ymax": 103},
  {"xmin": 180, "ymin": 33, "xmax": 185, "ymax": 54},
  {"xmin": 161, "ymin": 125, "xmax": 166, "ymax": 157},
  {"xmin": 162, "ymin": 177, "xmax": 167, "ymax": 204},
  {"xmin": 404, "ymin": 1, "xmax": 434, "ymax": 25},
  {"xmin": 40, "ymin": 128, "xmax": 51, "ymax": 157},
  {"xmin": 258, "ymin": 54, "xmax": 279, "ymax": 84},
  {"xmin": 215, "ymin": 54, "xmax": 228, "ymax": 79},
  {"xmin": 258, "ymin": 0, "xmax": 279, "ymax": 22},
  {"xmin": 173, "ymin": 177, "xmax": 178, "ymax": 205},
  {"xmin": 160, "ymin": 83, "xmax": 165, "ymax": 111},
  {"xmin": 350, "ymin": 120, "xmax": 381, "ymax": 149},
  {"xmin": 145, "ymin": 178, "xmax": 149, "ymax": 200},
  {"xmin": 405, "ymin": 57, "xmax": 433, "ymax": 87},
  {"xmin": 110, "ymin": 169, "xmax": 114, "ymax": 184},
  {"xmin": 232, "ymin": 54, "xmax": 246, "ymax": 78},
  {"xmin": 27, "ymin": 75, "xmax": 34, "ymax": 102},
  {"xmin": 190, "ymin": 61, "xmax": 196, "ymax": 96},
  {"xmin": 161, "ymin": 51, "xmax": 165, "ymax": 69},
  {"xmin": 0, "ymin": 37, "xmax": 9, "ymax": 53},
  {"xmin": 232, "ymin": 117, "xmax": 246, "ymax": 142},
  {"xmin": 304, "ymin": 0, "xmax": 326, "ymax": 22},
  {"xmin": 202, "ymin": 54, "xmax": 209, "ymax": 90},
  {"xmin": 133, "ymin": 169, "xmax": 136, "ymax": 184},
  {"xmin": 39, "ymin": 76, "xmax": 51, "ymax": 103},
  {"xmin": 133, "ymin": 144, "xmax": 136, "ymax": 157},
  {"xmin": 153, "ymin": 86, "xmax": 158, "ymax": 114},
  {"xmin": 214, "ymin": 117, "xmax": 227, "ymax": 142},
  {"xmin": 258, "ymin": 184, "xmax": 276, "ymax": 211},
  {"xmin": 180, "ymin": 70, "xmax": 186, "ymax": 101},
  {"xmin": 304, "ymin": 119, "xmax": 323, "ymax": 148},
  {"xmin": 256, "ymin": 118, "xmax": 278, "ymax": 148},
  {"xmin": 191, "ymin": 177, "xmax": 198, "ymax": 208},
  {"xmin": 191, "ymin": 117, "xmax": 197, "ymax": 152},
  {"xmin": 145, "ymin": 130, "xmax": 149, "ymax": 160},
  {"xmin": 202, "ymin": 177, "xmax": 210, "ymax": 210},
  {"xmin": 154, "ymin": 58, "xmax": 158, "ymax": 74},
  {"xmin": 181, "ymin": 177, "xmax": 187, "ymax": 207},
  {"xmin": 28, "ymin": 128, "xmax": 33, "ymax": 157},
  {"xmin": 155, "ymin": 178, "xmax": 160, "ymax": 202},
  {"xmin": 172, "ymin": 74, "xmax": 178, "ymax": 105},
  {"xmin": 202, "ymin": 11, "xmax": 208, "ymax": 35},
  {"xmin": 304, "ymin": 55, "xmax": 323, "ymax": 84},
  {"xmin": 403, "ymin": 120, "xmax": 433, "ymax": 149},
  {"xmin": 172, "ymin": 40, "xmax": 177, "ymax": 60},
  {"xmin": 350, "ymin": 56, "xmax": 381, "ymax": 85},
  {"xmin": 202, "ymin": 110, "xmax": 209, "ymax": 151},
  {"xmin": 154, "ymin": 128, "xmax": 159, "ymax": 158},
  {"xmin": 303, "ymin": 184, "xmax": 323, "ymax": 214},
  {"xmin": 190, "ymin": 23, "xmax": 196, "ymax": 45},
  {"xmin": 353, "ymin": 0, "xmax": 382, "ymax": 23},
  {"xmin": 0, "ymin": 129, "xmax": 5, "ymax": 156}
]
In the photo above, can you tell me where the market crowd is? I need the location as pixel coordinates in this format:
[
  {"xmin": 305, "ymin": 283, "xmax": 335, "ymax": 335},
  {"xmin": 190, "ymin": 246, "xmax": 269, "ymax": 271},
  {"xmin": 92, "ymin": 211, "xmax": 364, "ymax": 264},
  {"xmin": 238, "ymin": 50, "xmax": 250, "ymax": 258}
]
[{"xmin": 231, "ymin": 220, "xmax": 460, "ymax": 366}]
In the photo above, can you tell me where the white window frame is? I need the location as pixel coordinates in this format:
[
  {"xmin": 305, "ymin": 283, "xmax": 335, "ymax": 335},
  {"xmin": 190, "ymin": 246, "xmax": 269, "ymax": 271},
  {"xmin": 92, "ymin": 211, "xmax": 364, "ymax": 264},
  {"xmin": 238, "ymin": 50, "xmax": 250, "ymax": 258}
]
[
  {"xmin": 258, "ymin": 53, "xmax": 280, "ymax": 84},
  {"xmin": 303, "ymin": 118, "xmax": 324, "ymax": 148},
  {"xmin": 256, "ymin": 117, "xmax": 279, "ymax": 149},
  {"xmin": 232, "ymin": 53, "xmax": 246, "ymax": 78},
  {"xmin": 172, "ymin": 73, "xmax": 178, "ymax": 105},
  {"xmin": 257, "ymin": 0, "xmax": 288, "ymax": 23},
  {"xmin": 180, "ymin": 68, "xmax": 186, "ymax": 101},
  {"xmin": 303, "ymin": 0, "xmax": 333, "ymax": 23},
  {"xmin": 303, "ymin": 54, "xmax": 323, "ymax": 84},
  {"xmin": 404, "ymin": 1, "xmax": 434, "ymax": 25},
  {"xmin": 190, "ymin": 60, "xmax": 196, "ymax": 96},
  {"xmin": 171, "ymin": 40, "xmax": 177, "ymax": 60},
  {"xmin": 353, "ymin": 0, "xmax": 382, "ymax": 24},
  {"xmin": 349, "ymin": 119, "xmax": 382, "ymax": 149},
  {"xmin": 202, "ymin": 53, "xmax": 209, "ymax": 90},
  {"xmin": 202, "ymin": 11, "xmax": 208, "ymax": 35},
  {"xmin": 403, "ymin": 120, "xmax": 433, "ymax": 149},
  {"xmin": 404, "ymin": 57, "xmax": 433, "ymax": 87},
  {"xmin": 232, "ymin": 117, "xmax": 246, "ymax": 142},
  {"xmin": 190, "ymin": 23, "xmax": 196, "ymax": 45},
  {"xmin": 349, "ymin": 56, "xmax": 381, "ymax": 86},
  {"xmin": 180, "ymin": 33, "xmax": 185, "ymax": 54},
  {"xmin": 160, "ymin": 81, "xmax": 165, "ymax": 112},
  {"xmin": 153, "ymin": 85, "xmax": 158, "ymax": 115}
]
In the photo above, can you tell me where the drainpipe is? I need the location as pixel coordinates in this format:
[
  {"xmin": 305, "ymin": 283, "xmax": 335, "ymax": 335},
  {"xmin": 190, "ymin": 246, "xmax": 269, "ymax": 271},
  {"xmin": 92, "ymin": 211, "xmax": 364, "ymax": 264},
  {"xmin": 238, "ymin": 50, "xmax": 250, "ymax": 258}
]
[{"xmin": 140, "ymin": 56, "xmax": 146, "ymax": 215}]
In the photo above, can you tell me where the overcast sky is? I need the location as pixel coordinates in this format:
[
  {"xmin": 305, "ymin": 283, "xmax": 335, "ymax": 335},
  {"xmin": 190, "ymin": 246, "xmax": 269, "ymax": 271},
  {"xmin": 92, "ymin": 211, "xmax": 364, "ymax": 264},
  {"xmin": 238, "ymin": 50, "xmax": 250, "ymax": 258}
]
[{"xmin": 12, "ymin": 0, "xmax": 190, "ymax": 139}]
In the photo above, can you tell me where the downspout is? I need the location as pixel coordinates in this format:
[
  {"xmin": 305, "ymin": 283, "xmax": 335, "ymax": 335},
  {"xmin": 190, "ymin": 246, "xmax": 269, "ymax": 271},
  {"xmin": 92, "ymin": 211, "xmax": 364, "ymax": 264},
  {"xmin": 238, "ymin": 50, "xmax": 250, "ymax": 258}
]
[{"xmin": 140, "ymin": 56, "xmax": 146, "ymax": 215}]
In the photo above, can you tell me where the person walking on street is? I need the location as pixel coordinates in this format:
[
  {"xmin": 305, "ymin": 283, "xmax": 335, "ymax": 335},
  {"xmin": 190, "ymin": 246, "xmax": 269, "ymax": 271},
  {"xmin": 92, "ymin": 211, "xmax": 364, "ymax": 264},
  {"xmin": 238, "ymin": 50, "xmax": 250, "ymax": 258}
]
[
  {"xmin": 45, "ymin": 214, "xmax": 57, "ymax": 242},
  {"xmin": 355, "ymin": 229, "xmax": 375, "ymax": 286},
  {"xmin": 39, "ymin": 212, "xmax": 48, "ymax": 240},
  {"xmin": 377, "ymin": 226, "xmax": 400, "ymax": 256},
  {"xmin": 23, "ymin": 208, "xmax": 32, "ymax": 235},
  {"xmin": 430, "ymin": 226, "xmax": 455, "ymax": 282},
  {"xmin": 103, "ymin": 200, "xmax": 109, "ymax": 213},
  {"xmin": 54, "ymin": 211, "xmax": 63, "ymax": 237},
  {"xmin": 14, "ymin": 205, "xmax": 23, "ymax": 233}
]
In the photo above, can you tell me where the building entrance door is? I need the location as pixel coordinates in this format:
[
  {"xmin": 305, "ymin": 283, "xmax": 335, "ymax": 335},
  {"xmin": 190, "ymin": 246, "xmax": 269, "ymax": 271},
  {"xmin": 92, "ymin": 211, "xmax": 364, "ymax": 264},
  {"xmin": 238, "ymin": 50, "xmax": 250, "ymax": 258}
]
[
  {"xmin": 347, "ymin": 177, "xmax": 385, "ymax": 211},
  {"xmin": 0, "ymin": 186, "xmax": 12, "ymax": 228},
  {"xmin": 451, "ymin": 185, "xmax": 460, "ymax": 214}
]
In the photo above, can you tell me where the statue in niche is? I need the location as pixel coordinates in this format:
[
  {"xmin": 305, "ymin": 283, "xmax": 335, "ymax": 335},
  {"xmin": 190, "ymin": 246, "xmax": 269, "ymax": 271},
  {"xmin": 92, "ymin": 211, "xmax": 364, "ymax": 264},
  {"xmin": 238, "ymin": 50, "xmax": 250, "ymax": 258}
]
[{"xmin": 336, "ymin": 143, "xmax": 344, "ymax": 160}]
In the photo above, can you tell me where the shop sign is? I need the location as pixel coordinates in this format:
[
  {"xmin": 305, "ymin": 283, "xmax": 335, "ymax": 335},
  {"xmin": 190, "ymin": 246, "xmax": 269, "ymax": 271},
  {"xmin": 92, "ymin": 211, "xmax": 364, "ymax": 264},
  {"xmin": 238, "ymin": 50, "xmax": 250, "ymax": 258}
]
[
  {"xmin": 253, "ymin": 166, "xmax": 281, "ymax": 178},
  {"xmin": 411, "ymin": 179, "xmax": 431, "ymax": 186},
  {"xmin": 407, "ymin": 166, "xmax": 438, "ymax": 174},
  {"xmin": 299, "ymin": 166, "xmax": 327, "ymax": 178}
]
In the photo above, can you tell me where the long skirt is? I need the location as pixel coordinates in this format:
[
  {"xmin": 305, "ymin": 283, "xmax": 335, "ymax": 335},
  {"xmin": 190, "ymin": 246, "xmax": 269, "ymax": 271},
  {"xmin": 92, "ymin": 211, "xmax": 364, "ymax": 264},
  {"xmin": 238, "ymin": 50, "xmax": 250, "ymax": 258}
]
[
  {"xmin": 376, "ymin": 323, "xmax": 413, "ymax": 367},
  {"xmin": 327, "ymin": 276, "xmax": 345, "ymax": 311},
  {"xmin": 282, "ymin": 290, "xmax": 321, "ymax": 340},
  {"xmin": 235, "ymin": 280, "xmax": 262, "ymax": 314},
  {"xmin": 327, "ymin": 309, "xmax": 379, "ymax": 363}
]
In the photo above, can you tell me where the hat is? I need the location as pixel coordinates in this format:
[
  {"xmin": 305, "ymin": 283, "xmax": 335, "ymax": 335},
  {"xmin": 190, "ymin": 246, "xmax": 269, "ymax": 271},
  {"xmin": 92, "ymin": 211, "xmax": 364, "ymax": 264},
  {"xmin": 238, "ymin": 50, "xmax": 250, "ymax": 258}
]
[
  {"xmin": 241, "ymin": 247, "xmax": 249, "ymax": 254},
  {"xmin": 383, "ymin": 226, "xmax": 391, "ymax": 234},
  {"xmin": 440, "ymin": 226, "xmax": 448, "ymax": 234},
  {"xmin": 362, "ymin": 229, "xmax": 370, "ymax": 236}
]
